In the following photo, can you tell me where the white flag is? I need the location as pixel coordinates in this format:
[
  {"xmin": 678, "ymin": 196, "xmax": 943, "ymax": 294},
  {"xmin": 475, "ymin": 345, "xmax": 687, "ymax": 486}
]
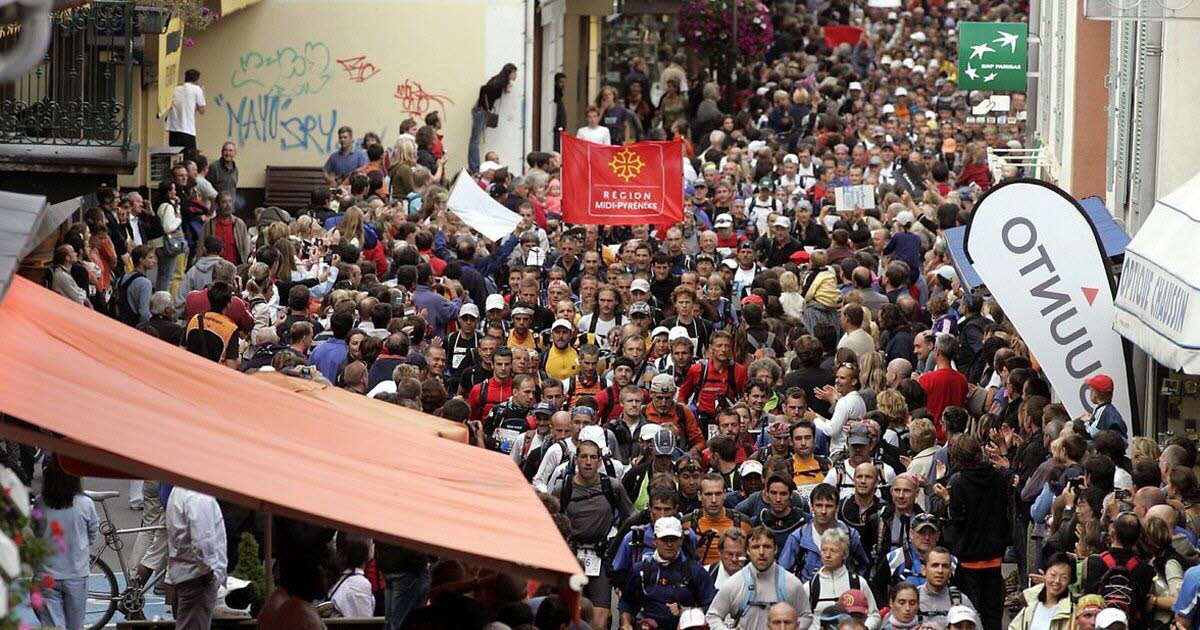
[{"xmin": 447, "ymin": 169, "xmax": 521, "ymax": 241}]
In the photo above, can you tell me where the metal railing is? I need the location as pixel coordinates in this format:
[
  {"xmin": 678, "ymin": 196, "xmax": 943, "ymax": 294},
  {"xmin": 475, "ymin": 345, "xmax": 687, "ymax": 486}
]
[
  {"xmin": 0, "ymin": 0, "xmax": 134, "ymax": 150},
  {"xmin": 987, "ymin": 146, "xmax": 1053, "ymax": 183}
]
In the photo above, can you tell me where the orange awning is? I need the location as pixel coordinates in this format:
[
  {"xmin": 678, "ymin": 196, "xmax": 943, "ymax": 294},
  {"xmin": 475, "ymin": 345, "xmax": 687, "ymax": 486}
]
[
  {"xmin": 249, "ymin": 371, "xmax": 468, "ymax": 442},
  {"xmin": 0, "ymin": 277, "xmax": 580, "ymax": 586}
]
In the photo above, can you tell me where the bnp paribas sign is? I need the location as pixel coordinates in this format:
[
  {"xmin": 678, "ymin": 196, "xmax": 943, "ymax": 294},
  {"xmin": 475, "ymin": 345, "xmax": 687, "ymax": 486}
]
[{"xmin": 957, "ymin": 22, "xmax": 1028, "ymax": 92}]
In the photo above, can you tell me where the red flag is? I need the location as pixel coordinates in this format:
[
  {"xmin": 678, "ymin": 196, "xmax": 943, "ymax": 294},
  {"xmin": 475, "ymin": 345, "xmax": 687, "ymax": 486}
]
[
  {"xmin": 560, "ymin": 133, "xmax": 684, "ymax": 226},
  {"xmin": 823, "ymin": 25, "xmax": 864, "ymax": 49}
]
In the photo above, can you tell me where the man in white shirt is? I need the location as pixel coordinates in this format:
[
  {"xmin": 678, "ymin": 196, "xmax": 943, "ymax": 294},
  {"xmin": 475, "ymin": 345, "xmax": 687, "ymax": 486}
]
[
  {"xmin": 576, "ymin": 106, "xmax": 611, "ymax": 145},
  {"xmin": 166, "ymin": 486, "xmax": 227, "ymax": 630},
  {"xmin": 165, "ymin": 69, "xmax": 206, "ymax": 153}
]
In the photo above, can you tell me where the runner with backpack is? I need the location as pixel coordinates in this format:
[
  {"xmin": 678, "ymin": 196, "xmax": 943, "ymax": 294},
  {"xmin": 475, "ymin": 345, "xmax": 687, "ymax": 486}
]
[
  {"xmin": 1081, "ymin": 513, "xmax": 1155, "ymax": 629},
  {"xmin": 114, "ymin": 245, "xmax": 156, "ymax": 326},
  {"xmin": 616, "ymin": 516, "xmax": 716, "ymax": 630},
  {"xmin": 705, "ymin": 526, "xmax": 814, "ymax": 629},
  {"xmin": 556, "ymin": 437, "xmax": 633, "ymax": 630}
]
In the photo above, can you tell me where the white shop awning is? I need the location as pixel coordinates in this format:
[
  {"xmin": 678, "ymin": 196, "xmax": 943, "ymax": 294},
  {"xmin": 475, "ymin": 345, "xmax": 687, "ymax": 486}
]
[{"xmin": 1113, "ymin": 172, "xmax": 1200, "ymax": 373}]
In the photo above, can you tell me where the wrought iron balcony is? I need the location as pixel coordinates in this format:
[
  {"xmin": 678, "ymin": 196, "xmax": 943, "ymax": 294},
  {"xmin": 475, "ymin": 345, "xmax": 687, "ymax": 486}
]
[{"xmin": 0, "ymin": 0, "xmax": 135, "ymax": 152}]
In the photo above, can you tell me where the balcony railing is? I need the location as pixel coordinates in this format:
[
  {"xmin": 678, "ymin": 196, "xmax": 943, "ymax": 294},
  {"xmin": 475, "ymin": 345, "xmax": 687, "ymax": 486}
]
[{"xmin": 0, "ymin": 0, "xmax": 135, "ymax": 151}]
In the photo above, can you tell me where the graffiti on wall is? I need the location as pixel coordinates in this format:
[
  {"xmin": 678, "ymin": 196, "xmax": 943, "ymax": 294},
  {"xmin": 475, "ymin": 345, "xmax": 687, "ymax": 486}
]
[
  {"xmin": 229, "ymin": 41, "xmax": 332, "ymax": 98},
  {"xmin": 336, "ymin": 56, "xmax": 381, "ymax": 83},
  {"xmin": 218, "ymin": 41, "xmax": 451, "ymax": 155},
  {"xmin": 393, "ymin": 78, "xmax": 455, "ymax": 120}
]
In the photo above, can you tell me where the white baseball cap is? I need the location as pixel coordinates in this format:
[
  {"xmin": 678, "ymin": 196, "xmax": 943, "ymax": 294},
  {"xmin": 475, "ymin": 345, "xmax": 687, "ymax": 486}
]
[
  {"xmin": 485, "ymin": 294, "xmax": 506, "ymax": 311},
  {"xmin": 679, "ymin": 608, "xmax": 706, "ymax": 629},
  {"xmin": 895, "ymin": 87, "xmax": 909, "ymax": 97},
  {"xmin": 848, "ymin": 81, "xmax": 863, "ymax": 91},
  {"xmin": 714, "ymin": 214, "xmax": 733, "ymax": 228},
  {"xmin": 640, "ymin": 423, "xmax": 662, "ymax": 441},
  {"xmin": 739, "ymin": 459, "xmax": 764, "ymax": 477},
  {"xmin": 721, "ymin": 258, "xmax": 738, "ymax": 270},
  {"xmin": 669, "ymin": 326, "xmax": 691, "ymax": 342},
  {"xmin": 651, "ymin": 326, "xmax": 670, "ymax": 339},
  {"xmin": 479, "ymin": 160, "xmax": 503, "ymax": 173},
  {"xmin": 936, "ymin": 265, "xmax": 956, "ymax": 281},
  {"xmin": 947, "ymin": 605, "xmax": 982, "ymax": 627},
  {"xmin": 773, "ymin": 216, "xmax": 792, "ymax": 229},
  {"xmin": 631, "ymin": 278, "xmax": 651, "ymax": 293},
  {"xmin": 1096, "ymin": 608, "xmax": 1128, "ymax": 630},
  {"xmin": 896, "ymin": 210, "xmax": 915, "ymax": 226},
  {"xmin": 882, "ymin": 104, "xmax": 896, "ymax": 114},
  {"xmin": 653, "ymin": 516, "xmax": 684, "ymax": 539},
  {"xmin": 578, "ymin": 425, "xmax": 608, "ymax": 454},
  {"xmin": 459, "ymin": 303, "xmax": 480, "ymax": 319},
  {"xmin": 551, "ymin": 318, "xmax": 574, "ymax": 331}
]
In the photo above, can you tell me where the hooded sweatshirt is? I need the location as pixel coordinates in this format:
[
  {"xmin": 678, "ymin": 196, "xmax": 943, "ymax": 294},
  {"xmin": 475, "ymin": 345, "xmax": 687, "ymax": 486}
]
[
  {"xmin": 174, "ymin": 255, "xmax": 224, "ymax": 310},
  {"xmin": 939, "ymin": 464, "xmax": 1010, "ymax": 562}
]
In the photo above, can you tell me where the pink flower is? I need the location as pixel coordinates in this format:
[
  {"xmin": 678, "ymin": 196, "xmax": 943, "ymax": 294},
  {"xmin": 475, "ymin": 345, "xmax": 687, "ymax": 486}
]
[
  {"xmin": 30, "ymin": 589, "xmax": 43, "ymax": 611},
  {"xmin": 200, "ymin": 6, "xmax": 210, "ymax": 16},
  {"xmin": 185, "ymin": 38, "xmax": 195, "ymax": 48},
  {"xmin": 20, "ymin": 622, "xmax": 32, "ymax": 630}
]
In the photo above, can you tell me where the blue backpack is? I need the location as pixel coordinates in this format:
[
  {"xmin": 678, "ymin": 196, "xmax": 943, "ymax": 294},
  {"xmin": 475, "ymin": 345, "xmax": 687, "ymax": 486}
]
[{"xmin": 737, "ymin": 564, "xmax": 790, "ymax": 623}]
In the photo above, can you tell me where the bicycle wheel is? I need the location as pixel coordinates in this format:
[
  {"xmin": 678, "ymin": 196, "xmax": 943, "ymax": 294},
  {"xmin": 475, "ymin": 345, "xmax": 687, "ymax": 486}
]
[{"xmin": 86, "ymin": 555, "xmax": 119, "ymax": 630}]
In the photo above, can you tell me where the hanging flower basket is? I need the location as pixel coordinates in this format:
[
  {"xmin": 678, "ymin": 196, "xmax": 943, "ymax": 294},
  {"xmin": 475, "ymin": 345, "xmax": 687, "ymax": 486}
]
[{"xmin": 678, "ymin": 0, "xmax": 774, "ymax": 62}]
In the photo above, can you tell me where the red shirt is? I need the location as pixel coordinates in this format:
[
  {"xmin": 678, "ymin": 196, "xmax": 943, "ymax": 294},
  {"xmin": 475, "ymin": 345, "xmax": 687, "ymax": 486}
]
[
  {"xmin": 677, "ymin": 360, "xmax": 748, "ymax": 415},
  {"xmin": 213, "ymin": 216, "xmax": 239, "ymax": 264},
  {"xmin": 918, "ymin": 367, "xmax": 969, "ymax": 443}
]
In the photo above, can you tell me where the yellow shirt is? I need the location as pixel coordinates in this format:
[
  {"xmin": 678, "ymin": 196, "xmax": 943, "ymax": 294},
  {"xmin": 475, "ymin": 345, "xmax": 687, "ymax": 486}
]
[{"xmin": 545, "ymin": 346, "xmax": 580, "ymax": 381}]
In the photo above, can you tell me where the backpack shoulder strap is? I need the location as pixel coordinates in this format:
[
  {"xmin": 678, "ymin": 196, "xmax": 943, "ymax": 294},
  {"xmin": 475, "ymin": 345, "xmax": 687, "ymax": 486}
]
[
  {"xmin": 558, "ymin": 461, "xmax": 575, "ymax": 512},
  {"xmin": 691, "ymin": 360, "xmax": 709, "ymax": 405},
  {"xmin": 808, "ymin": 573, "xmax": 820, "ymax": 609},
  {"xmin": 740, "ymin": 567, "xmax": 757, "ymax": 621},
  {"xmin": 600, "ymin": 474, "xmax": 617, "ymax": 508}
]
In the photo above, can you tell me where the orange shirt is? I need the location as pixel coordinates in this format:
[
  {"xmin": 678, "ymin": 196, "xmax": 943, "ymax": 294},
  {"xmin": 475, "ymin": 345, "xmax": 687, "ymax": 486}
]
[{"xmin": 685, "ymin": 509, "xmax": 752, "ymax": 565}]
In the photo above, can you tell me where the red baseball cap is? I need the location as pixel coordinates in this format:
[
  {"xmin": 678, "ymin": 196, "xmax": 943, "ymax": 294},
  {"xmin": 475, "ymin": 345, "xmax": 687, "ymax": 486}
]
[
  {"xmin": 789, "ymin": 249, "xmax": 811, "ymax": 264},
  {"xmin": 741, "ymin": 294, "xmax": 765, "ymax": 308},
  {"xmin": 1085, "ymin": 374, "xmax": 1114, "ymax": 394},
  {"xmin": 839, "ymin": 589, "xmax": 870, "ymax": 615}
]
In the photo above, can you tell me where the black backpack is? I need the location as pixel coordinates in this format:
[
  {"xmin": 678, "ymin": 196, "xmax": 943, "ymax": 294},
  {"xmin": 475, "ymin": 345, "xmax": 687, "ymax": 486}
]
[
  {"xmin": 113, "ymin": 272, "xmax": 144, "ymax": 326},
  {"xmin": 1096, "ymin": 552, "xmax": 1145, "ymax": 623}
]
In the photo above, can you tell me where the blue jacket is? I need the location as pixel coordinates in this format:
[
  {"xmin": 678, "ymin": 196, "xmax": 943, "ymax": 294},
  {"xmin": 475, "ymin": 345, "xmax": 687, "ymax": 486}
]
[
  {"xmin": 778, "ymin": 522, "xmax": 870, "ymax": 582},
  {"xmin": 618, "ymin": 555, "xmax": 715, "ymax": 626},
  {"xmin": 883, "ymin": 232, "xmax": 922, "ymax": 282},
  {"xmin": 1087, "ymin": 403, "xmax": 1127, "ymax": 438},
  {"xmin": 308, "ymin": 338, "xmax": 348, "ymax": 383},
  {"xmin": 611, "ymin": 525, "xmax": 699, "ymax": 576},
  {"xmin": 411, "ymin": 284, "xmax": 462, "ymax": 339}
]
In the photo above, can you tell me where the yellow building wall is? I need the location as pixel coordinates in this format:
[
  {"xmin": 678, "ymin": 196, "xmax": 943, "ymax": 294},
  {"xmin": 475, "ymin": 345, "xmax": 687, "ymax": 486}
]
[{"xmin": 183, "ymin": 0, "xmax": 492, "ymax": 188}]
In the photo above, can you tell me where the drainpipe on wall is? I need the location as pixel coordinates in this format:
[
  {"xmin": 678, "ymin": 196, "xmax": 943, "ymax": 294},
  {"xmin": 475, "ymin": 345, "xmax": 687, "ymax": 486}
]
[{"xmin": 1025, "ymin": 0, "xmax": 1041, "ymax": 148}]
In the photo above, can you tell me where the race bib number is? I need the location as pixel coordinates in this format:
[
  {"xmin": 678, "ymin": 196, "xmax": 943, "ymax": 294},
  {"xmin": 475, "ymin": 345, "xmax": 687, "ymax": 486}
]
[{"xmin": 577, "ymin": 548, "xmax": 602, "ymax": 577}]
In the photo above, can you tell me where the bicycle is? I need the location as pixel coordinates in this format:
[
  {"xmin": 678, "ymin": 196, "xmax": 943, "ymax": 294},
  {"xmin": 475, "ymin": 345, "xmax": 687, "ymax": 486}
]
[{"xmin": 84, "ymin": 489, "xmax": 166, "ymax": 630}]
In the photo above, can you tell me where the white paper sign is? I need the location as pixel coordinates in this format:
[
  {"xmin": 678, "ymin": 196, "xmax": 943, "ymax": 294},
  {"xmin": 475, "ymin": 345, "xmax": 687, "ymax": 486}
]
[
  {"xmin": 868, "ymin": 0, "xmax": 902, "ymax": 6},
  {"xmin": 972, "ymin": 94, "xmax": 1012, "ymax": 115},
  {"xmin": 834, "ymin": 185, "xmax": 876, "ymax": 212},
  {"xmin": 446, "ymin": 169, "xmax": 521, "ymax": 241}
]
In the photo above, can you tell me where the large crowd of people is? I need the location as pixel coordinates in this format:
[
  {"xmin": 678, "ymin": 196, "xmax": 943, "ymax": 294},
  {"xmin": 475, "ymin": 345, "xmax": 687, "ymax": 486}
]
[{"xmin": 28, "ymin": 0, "xmax": 1200, "ymax": 630}]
